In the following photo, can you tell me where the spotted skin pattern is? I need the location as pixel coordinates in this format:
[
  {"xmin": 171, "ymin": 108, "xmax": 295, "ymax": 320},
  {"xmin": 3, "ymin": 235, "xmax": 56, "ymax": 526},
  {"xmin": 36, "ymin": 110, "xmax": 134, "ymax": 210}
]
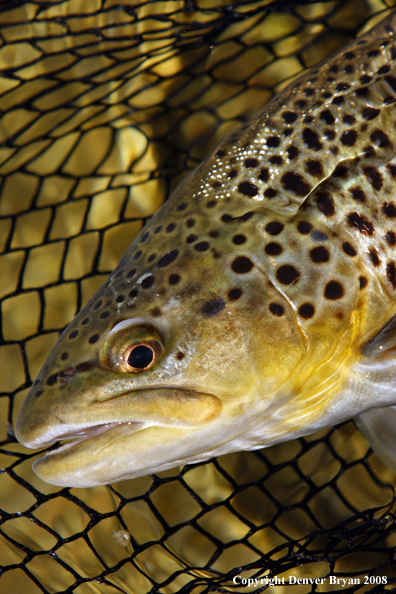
[{"xmin": 15, "ymin": 11, "xmax": 396, "ymax": 487}]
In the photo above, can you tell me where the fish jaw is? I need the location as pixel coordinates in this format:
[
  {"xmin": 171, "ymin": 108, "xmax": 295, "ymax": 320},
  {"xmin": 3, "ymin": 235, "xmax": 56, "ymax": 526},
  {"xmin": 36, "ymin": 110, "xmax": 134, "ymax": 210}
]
[
  {"xmin": 16, "ymin": 384, "xmax": 223, "ymax": 487},
  {"xmin": 31, "ymin": 422, "xmax": 231, "ymax": 487}
]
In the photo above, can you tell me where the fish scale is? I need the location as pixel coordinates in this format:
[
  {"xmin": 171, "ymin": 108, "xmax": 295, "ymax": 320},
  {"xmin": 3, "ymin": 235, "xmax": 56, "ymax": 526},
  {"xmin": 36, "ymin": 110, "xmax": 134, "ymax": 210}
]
[{"xmin": 15, "ymin": 10, "xmax": 396, "ymax": 487}]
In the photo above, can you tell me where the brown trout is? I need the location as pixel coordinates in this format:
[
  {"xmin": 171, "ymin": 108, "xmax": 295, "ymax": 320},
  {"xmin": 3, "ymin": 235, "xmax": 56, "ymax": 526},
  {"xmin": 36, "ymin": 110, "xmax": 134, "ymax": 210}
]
[{"xmin": 15, "ymin": 11, "xmax": 396, "ymax": 487}]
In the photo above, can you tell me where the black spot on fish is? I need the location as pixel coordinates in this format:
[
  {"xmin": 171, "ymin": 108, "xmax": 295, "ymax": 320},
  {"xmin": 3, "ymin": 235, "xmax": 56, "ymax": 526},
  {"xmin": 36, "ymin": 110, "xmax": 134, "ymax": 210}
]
[
  {"xmin": 369, "ymin": 248, "xmax": 380, "ymax": 267},
  {"xmin": 305, "ymin": 159, "xmax": 324, "ymax": 177},
  {"xmin": 61, "ymin": 352, "xmax": 68, "ymax": 360},
  {"xmin": 265, "ymin": 242, "xmax": 282, "ymax": 256},
  {"xmin": 81, "ymin": 317, "xmax": 90, "ymax": 325},
  {"xmin": 316, "ymin": 191, "xmax": 334, "ymax": 217},
  {"xmin": 324, "ymin": 281, "xmax": 344, "ymax": 300},
  {"xmin": 350, "ymin": 187, "xmax": 365, "ymax": 203},
  {"xmin": 231, "ymin": 257, "xmax": 254, "ymax": 274},
  {"xmin": 141, "ymin": 276, "xmax": 155, "ymax": 289},
  {"xmin": 195, "ymin": 241, "xmax": 209, "ymax": 252},
  {"xmin": 276, "ymin": 265, "xmax": 300, "ymax": 285},
  {"xmin": 264, "ymin": 188, "xmax": 277, "ymax": 198},
  {"xmin": 385, "ymin": 231, "xmax": 396, "ymax": 246},
  {"xmin": 320, "ymin": 110, "xmax": 335, "ymax": 125},
  {"xmin": 362, "ymin": 107, "xmax": 380, "ymax": 120},
  {"xmin": 282, "ymin": 111, "xmax": 297, "ymax": 123},
  {"xmin": 363, "ymin": 165, "xmax": 383, "ymax": 190},
  {"xmin": 68, "ymin": 330, "xmax": 78, "ymax": 339},
  {"xmin": 340, "ymin": 130, "xmax": 357, "ymax": 146},
  {"xmin": 386, "ymin": 261, "xmax": 396, "ymax": 289},
  {"xmin": 176, "ymin": 352, "xmax": 185, "ymax": 360},
  {"xmin": 387, "ymin": 164, "xmax": 396, "ymax": 178},
  {"xmin": 281, "ymin": 172, "xmax": 311, "ymax": 196},
  {"xmin": 100, "ymin": 311, "xmax": 110, "ymax": 318},
  {"xmin": 266, "ymin": 221, "xmax": 284, "ymax": 235},
  {"xmin": 93, "ymin": 300, "xmax": 102, "ymax": 310},
  {"xmin": 129, "ymin": 288, "xmax": 138, "ymax": 298},
  {"xmin": 359, "ymin": 276, "xmax": 368, "ymax": 289},
  {"xmin": 157, "ymin": 250, "xmax": 179, "ymax": 267},
  {"xmin": 310, "ymin": 246, "xmax": 329, "ymax": 263},
  {"xmin": 228, "ymin": 288, "xmax": 242, "ymax": 301},
  {"xmin": 259, "ymin": 168, "xmax": 269, "ymax": 182},
  {"xmin": 269, "ymin": 303, "xmax": 284, "ymax": 316},
  {"xmin": 347, "ymin": 212, "xmax": 374, "ymax": 235},
  {"xmin": 297, "ymin": 221, "xmax": 312, "ymax": 234},
  {"xmin": 46, "ymin": 373, "xmax": 58, "ymax": 386},
  {"xmin": 201, "ymin": 299, "xmax": 226, "ymax": 317},
  {"xmin": 343, "ymin": 114, "xmax": 356, "ymax": 125},
  {"xmin": 267, "ymin": 136, "xmax": 280, "ymax": 148},
  {"xmin": 244, "ymin": 158, "xmax": 259, "ymax": 168},
  {"xmin": 233, "ymin": 234, "xmax": 246, "ymax": 245},
  {"xmin": 342, "ymin": 242, "xmax": 357, "ymax": 257},
  {"xmin": 116, "ymin": 295, "xmax": 125, "ymax": 302},
  {"xmin": 238, "ymin": 181, "xmax": 259, "ymax": 197},
  {"xmin": 298, "ymin": 303, "xmax": 315, "ymax": 319},
  {"xmin": 286, "ymin": 145, "xmax": 299, "ymax": 160},
  {"xmin": 89, "ymin": 335, "xmax": 100, "ymax": 344},
  {"xmin": 370, "ymin": 129, "xmax": 390, "ymax": 148},
  {"xmin": 382, "ymin": 202, "xmax": 396, "ymax": 218},
  {"xmin": 303, "ymin": 128, "xmax": 322, "ymax": 150},
  {"xmin": 169, "ymin": 274, "xmax": 180, "ymax": 285}
]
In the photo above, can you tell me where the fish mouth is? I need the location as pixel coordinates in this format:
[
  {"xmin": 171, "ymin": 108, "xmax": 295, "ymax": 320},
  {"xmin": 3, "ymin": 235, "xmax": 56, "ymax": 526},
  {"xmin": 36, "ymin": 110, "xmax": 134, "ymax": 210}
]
[
  {"xmin": 18, "ymin": 386, "xmax": 222, "ymax": 452},
  {"xmin": 42, "ymin": 421, "xmax": 144, "ymax": 458},
  {"xmin": 27, "ymin": 386, "xmax": 224, "ymax": 487}
]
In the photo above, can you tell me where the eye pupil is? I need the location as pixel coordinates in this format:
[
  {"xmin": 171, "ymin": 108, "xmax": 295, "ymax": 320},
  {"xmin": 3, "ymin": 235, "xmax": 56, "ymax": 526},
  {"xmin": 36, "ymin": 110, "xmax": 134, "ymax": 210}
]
[{"xmin": 128, "ymin": 345, "xmax": 154, "ymax": 369}]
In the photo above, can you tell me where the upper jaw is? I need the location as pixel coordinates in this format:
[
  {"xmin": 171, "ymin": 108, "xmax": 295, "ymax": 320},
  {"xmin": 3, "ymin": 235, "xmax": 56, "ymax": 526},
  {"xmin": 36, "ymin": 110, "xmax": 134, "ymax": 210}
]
[{"xmin": 15, "ymin": 386, "xmax": 222, "ymax": 450}]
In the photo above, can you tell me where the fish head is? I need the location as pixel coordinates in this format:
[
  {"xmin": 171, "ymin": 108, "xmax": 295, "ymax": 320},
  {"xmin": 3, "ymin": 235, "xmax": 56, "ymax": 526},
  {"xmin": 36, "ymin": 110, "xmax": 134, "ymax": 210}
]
[{"xmin": 15, "ymin": 182, "xmax": 309, "ymax": 487}]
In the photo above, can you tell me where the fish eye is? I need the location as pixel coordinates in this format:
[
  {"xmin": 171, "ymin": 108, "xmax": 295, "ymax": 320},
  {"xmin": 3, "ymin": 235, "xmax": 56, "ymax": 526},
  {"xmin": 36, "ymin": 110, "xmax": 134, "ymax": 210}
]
[
  {"xmin": 127, "ymin": 344, "xmax": 155, "ymax": 371},
  {"xmin": 100, "ymin": 320, "xmax": 164, "ymax": 374}
]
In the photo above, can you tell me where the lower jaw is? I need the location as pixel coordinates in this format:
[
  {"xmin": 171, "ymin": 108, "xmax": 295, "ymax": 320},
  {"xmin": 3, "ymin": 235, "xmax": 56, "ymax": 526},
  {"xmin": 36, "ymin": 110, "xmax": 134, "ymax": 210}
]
[{"xmin": 31, "ymin": 422, "xmax": 220, "ymax": 488}]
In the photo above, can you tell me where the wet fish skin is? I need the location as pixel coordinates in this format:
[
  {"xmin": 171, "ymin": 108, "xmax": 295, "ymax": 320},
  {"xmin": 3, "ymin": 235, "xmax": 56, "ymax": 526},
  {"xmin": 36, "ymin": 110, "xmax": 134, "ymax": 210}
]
[{"xmin": 15, "ymin": 11, "xmax": 396, "ymax": 487}]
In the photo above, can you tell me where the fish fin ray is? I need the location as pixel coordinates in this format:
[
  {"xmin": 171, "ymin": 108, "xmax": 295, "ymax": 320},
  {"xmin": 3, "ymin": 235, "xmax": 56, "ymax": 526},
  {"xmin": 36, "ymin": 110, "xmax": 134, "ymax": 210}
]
[
  {"xmin": 355, "ymin": 406, "xmax": 396, "ymax": 472},
  {"xmin": 361, "ymin": 314, "xmax": 396, "ymax": 361}
]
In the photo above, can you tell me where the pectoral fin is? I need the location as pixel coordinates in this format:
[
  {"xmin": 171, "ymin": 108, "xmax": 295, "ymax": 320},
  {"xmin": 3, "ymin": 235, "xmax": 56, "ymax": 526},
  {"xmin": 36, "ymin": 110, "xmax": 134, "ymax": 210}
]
[
  {"xmin": 361, "ymin": 314, "xmax": 396, "ymax": 362},
  {"xmin": 355, "ymin": 406, "xmax": 396, "ymax": 472}
]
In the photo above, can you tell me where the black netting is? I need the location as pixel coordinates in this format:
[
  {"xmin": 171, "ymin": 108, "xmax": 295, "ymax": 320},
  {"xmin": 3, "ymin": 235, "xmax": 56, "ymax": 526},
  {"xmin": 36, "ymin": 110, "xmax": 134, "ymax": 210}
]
[{"xmin": 1, "ymin": 1, "xmax": 396, "ymax": 592}]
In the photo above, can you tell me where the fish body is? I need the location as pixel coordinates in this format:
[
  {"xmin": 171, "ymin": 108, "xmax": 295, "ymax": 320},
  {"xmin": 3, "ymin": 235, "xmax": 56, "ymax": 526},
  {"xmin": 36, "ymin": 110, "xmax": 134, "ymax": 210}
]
[{"xmin": 15, "ymin": 11, "xmax": 396, "ymax": 487}]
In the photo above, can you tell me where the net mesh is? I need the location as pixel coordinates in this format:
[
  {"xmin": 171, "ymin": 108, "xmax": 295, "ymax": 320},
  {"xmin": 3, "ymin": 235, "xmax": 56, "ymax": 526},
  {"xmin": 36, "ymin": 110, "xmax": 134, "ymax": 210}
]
[{"xmin": 1, "ymin": 1, "xmax": 396, "ymax": 592}]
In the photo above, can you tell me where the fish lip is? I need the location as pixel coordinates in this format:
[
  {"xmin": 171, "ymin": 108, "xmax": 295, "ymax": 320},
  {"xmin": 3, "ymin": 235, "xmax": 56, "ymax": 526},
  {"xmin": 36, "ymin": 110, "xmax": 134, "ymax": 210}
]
[
  {"xmin": 91, "ymin": 384, "xmax": 214, "ymax": 403},
  {"xmin": 25, "ymin": 386, "xmax": 219, "ymax": 449},
  {"xmin": 42, "ymin": 421, "xmax": 144, "ymax": 458}
]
